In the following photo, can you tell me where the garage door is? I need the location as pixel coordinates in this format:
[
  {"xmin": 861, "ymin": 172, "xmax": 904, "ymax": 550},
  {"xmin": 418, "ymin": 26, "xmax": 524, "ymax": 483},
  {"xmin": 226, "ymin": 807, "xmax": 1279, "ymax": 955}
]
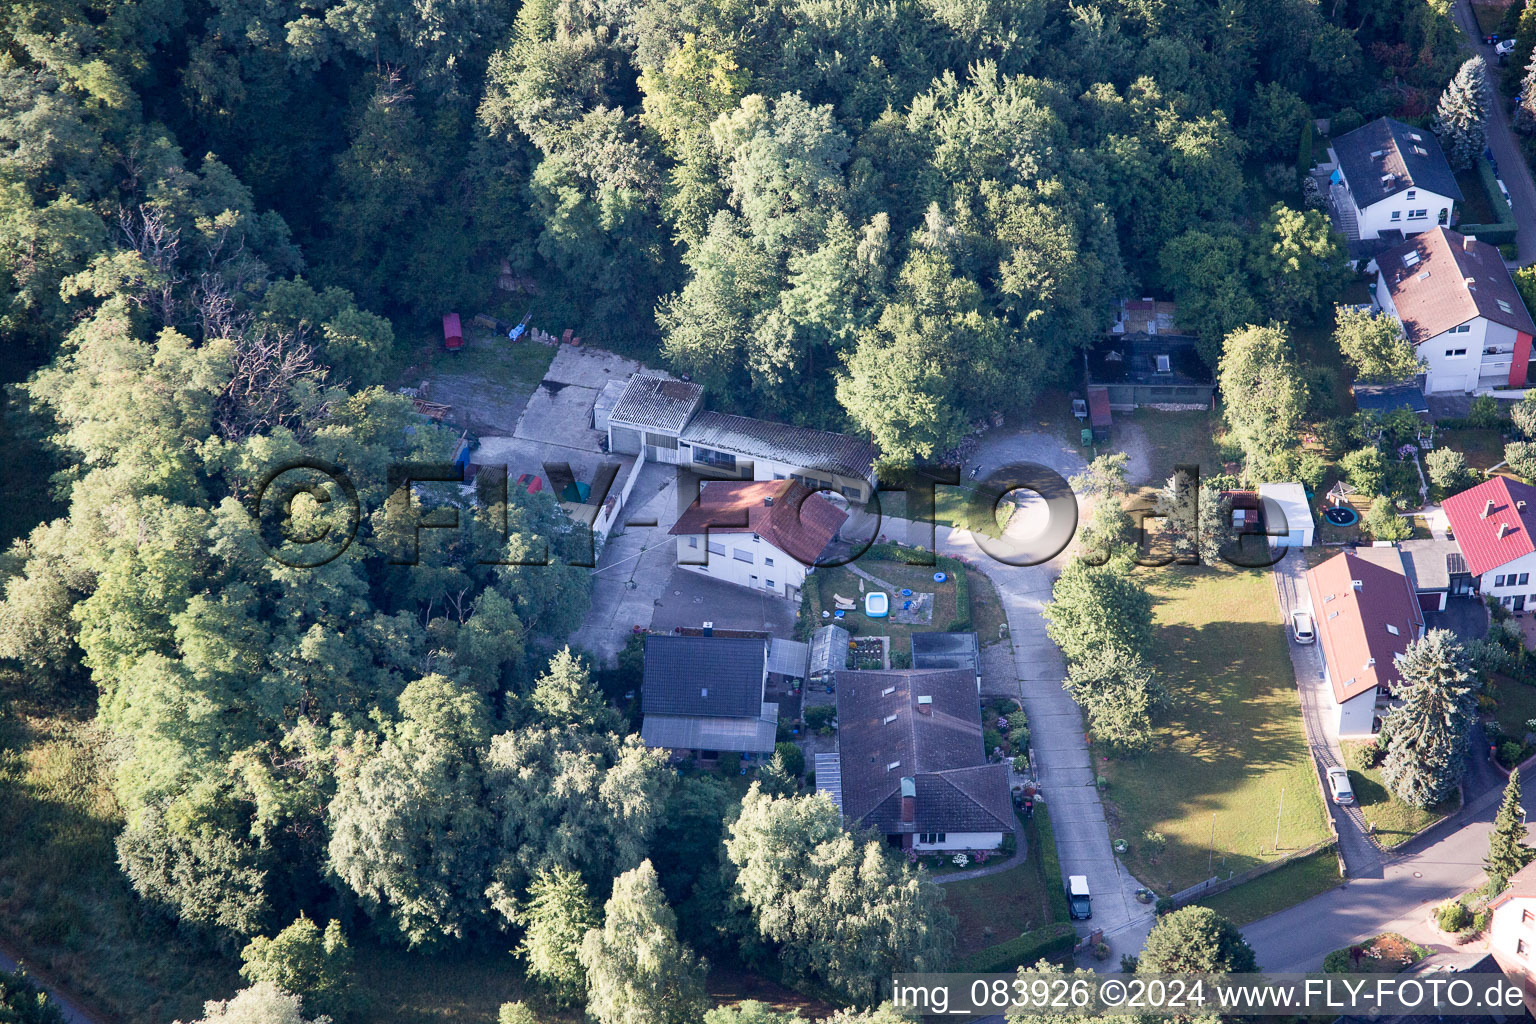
[{"xmin": 1426, "ymin": 372, "xmax": 1473, "ymax": 394}]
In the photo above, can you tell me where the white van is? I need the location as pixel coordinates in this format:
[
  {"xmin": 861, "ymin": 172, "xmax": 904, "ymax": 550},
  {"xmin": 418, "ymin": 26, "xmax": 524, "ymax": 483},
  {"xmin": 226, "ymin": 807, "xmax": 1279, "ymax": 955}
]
[{"xmin": 1068, "ymin": 875, "xmax": 1092, "ymax": 920}]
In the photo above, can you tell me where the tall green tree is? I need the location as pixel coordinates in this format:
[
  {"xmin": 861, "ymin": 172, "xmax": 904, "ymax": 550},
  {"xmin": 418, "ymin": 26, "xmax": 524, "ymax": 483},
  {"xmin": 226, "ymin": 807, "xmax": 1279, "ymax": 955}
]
[
  {"xmin": 1486, "ymin": 772, "xmax": 1535, "ymax": 892},
  {"xmin": 1381, "ymin": 630, "xmax": 1477, "ymax": 808},
  {"xmin": 1435, "ymin": 57, "xmax": 1491, "ymax": 171},
  {"xmin": 1217, "ymin": 324, "xmax": 1308, "ymax": 483},
  {"xmin": 1138, "ymin": 906, "xmax": 1258, "ymax": 973},
  {"xmin": 0, "ymin": 969, "xmax": 65, "ymax": 1024},
  {"xmin": 1335, "ymin": 308, "xmax": 1423, "ymax": 384},
  {"xmin": 1043, "ymin": 560, "xmax": 1154, "ymax": 666},
  {"xmin": 516, "ymin": 867, "xmax": 600, "ymax": 1005},
  {"xmin": 239, "ymin": 915, "xmax": 353, "ymax": 1021},
  {"xmin": 579, "ymin": 860, "xmax": 709, "ymax": 1024}
]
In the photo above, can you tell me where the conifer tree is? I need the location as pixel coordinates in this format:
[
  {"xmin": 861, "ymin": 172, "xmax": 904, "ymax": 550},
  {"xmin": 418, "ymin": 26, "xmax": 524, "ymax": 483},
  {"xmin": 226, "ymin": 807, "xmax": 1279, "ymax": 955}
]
[
  {"xmin": 1435, "ymin": 57, "xmax": 1491, "ymax": 170},
  {"xmin": 1381, "ymin": 630, "xmax": 1477, "ymax": 808},
  {"xmin": 1486, "ymin": 772, "xmax": 1535, "ymax": 892}
]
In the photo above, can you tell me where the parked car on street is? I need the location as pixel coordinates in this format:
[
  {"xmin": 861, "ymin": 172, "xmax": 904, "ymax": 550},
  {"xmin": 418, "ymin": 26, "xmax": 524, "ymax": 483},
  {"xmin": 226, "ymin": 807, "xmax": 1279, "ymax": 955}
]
[
  {"xmin": 1327, "ymin": 767, "xmax": 1355, "ymax": 805},
  {"xmin": 1291, "ymin": 609, "xmax": 1316, "ymax": 644}
]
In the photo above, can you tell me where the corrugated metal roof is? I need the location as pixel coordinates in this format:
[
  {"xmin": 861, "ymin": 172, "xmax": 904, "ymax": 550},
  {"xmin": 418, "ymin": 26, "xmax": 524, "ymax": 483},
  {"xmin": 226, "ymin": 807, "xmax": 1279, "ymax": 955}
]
[
  {"xmin": 768, "ymin": 638, "xmax": 809, "ymax": 677},
  {"xmin": 608, "ymin": 373, "xmax": 703, "ymax": 432},
  {"xmin": 1442, "ymin": 477, "xmax": 1536, "ymax": 577},
  {"xmin": 810, "ymin": 625, "xmax": 851, "ymax": 676},
  {"xmin": 681, "ymin": 411, "xmax": 877, "ymax": 479},
  {"xmin": 641, "ymin": 707, "xmax": 778, "ymax": 754}
]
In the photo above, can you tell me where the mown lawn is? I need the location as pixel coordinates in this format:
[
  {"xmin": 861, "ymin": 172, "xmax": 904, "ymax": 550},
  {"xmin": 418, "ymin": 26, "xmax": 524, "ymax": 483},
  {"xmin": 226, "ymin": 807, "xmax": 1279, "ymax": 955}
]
[
  {"xmin": 1436, "ymin": 429, "xmax": 1508, "ymax": 474},
  {"xmin": 1342, "ymin": 742, "xmax": 1457, "ymax": 848},
  {"xmin": 813, "ymin": 558, "xmax": 975, "ymax": 647},
  {"xmin": 1098, "ymin": 568, "xmax": 1331, "ymax": 894},
  {"xmin": 1194, "ymin": 848, "xmax": 1342, "ymax": 926},
  {"xmin": 1121, "ymin": 409, "xmax": 1226, "ymax": 486},
  {"xmin": 942, "ymin": 837, "xmax": 1055, "ymax": 958},
  {"xmin": 1491, "ymin": 675, "xmax": 1536, "ymax": 752}
]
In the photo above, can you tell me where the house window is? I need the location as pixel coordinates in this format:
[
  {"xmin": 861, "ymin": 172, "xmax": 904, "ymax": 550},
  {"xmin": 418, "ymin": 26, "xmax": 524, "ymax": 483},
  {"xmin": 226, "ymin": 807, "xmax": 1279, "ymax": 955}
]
[
  {"xmin": 733, "ymin": 548, "xmax": 754, "ymax": 563},
  {"xmin": 918, "ymin": 833, "xmax": 947, "ymax": 844},
  {"xmin": 643, "ymin": 431, "xmax": 678, "ymax": 450},
  {"xmin": 752, "ymin": 534, "xmax": 760, "ymax": 542},
  {"xmin": 1407, "ymin": 190, "xmax": 1417, "ymax": 200},
  {"xmin": 1521, "ymin": 939, "xmax": 1530, "ymax": 956},
  {"xmin": 1446, "ymin": 348, "xmax": 1467, "ymax": 357},
  {"xmin": 1408, "ymin": 209, "xmax": 1428, "ymax": 219},
  {"xmin": 1520, "ymin": 574, "xmax": 1530, "ymax": 586},
  {"xmin": 1523, "ymin": 909, "xmax": 1534, "ymax": 924},
  {"xmin": 708, "ymin": 540, "xmax": 725, "ymax": 555},
  {"xmin": 688, "ymin": 536, "xmax": 698, "ymax": 548},
  {"xmin": 1390, "ymin": 210, "xmax": 1402, "ymax": 221},
  {"xmin": 842, "ymin": 486, "xmax": 863, "ymax": 500},
  {"xmin": 765, "ymin": 579, "xmax": 775, "ymax": 590},
  {"xmin": 764, "ymin": 556, "xmax": 774, "ymax": 566},
  {"xmin": 1496, "ymin": 574, "xmax": 1507, "ymax": 587},
  {"xmin": 693, "ymin": 446, "xmax": 737, "ymax": 470},
  {"xmin": 1452, "ymin": 324, "xmax": 1471, "ymax": 333}
]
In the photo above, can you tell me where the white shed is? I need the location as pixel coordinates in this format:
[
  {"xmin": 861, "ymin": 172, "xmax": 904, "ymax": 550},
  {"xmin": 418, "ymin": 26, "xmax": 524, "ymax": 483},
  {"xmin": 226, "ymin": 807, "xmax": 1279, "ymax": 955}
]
[{"xmin": 1257, "ymin": 482, "xmax": 1315, "ymax": 547}]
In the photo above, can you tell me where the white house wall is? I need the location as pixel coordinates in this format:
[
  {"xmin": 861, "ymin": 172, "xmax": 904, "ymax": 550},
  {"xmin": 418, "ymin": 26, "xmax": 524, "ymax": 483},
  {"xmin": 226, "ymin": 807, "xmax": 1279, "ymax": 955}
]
[
  {"xmin": 1481, "ymin": 549, "xmax": 1536, "ymax": 611},
  {"xmin": 1355, "ymin": 189, "xmax": 1454, "ymax": 240},
  {"xmin": 1337, "ymin": 688, "xmax": 1378, "ymax": 738},
  {"xmin": 1418, "ymin": 317, "xmax": 1490, "ymax": 394},
  {"xmin": 911, "ymin": 831, "xmax": 1005, "ymax": 852},
  {"xmin": 675, "ymin": 534, "xmax": 807, "ymax": 599}
]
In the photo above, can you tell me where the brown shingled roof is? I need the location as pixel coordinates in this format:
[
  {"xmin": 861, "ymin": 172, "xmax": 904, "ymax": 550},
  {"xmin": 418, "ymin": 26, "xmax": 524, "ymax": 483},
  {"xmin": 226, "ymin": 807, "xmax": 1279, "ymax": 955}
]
[
  {"xmin": 669, "ymin": 479, "xmax": 847, "ymax": 565},
  {"xmin": 1379, "ymin": 228, "xmax": 1536, "ymax": 344},
  {"xmin": 834, "ymin": 668, "xmax": 1014, "ymax": 836},
  {"xmin": 1305, "ymin": 550, "xmax": 1424, "ymax": 703}
]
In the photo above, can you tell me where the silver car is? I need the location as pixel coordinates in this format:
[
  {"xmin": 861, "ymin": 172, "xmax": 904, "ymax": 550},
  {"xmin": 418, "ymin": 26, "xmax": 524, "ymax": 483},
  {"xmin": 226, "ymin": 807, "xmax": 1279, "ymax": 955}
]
[
  {"xmin": 1327, "ymin": 767, "xmax": 1355, "ymax": 805},
  {"xmin": 1291, "ymin": 609, "xmax": 1316, "ymax": 644}
]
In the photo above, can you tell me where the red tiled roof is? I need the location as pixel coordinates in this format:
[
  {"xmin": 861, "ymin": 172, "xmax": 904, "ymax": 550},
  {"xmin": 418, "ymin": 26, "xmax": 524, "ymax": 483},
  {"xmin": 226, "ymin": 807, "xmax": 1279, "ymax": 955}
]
[
  {"xmin": 1378, "ymin": 228, "xmax": 1536, "ymax": 344},
  {"xmin": 670, "ymin": 479, "xmax": 847, "ymax": 565},
  {"xmin": 1442, "ymin": 477, "xmax": 1536, "ymax": 577},
  {"xmin": 1304, "ymin": 550, "xmax": 1423, "ymax": 703}
]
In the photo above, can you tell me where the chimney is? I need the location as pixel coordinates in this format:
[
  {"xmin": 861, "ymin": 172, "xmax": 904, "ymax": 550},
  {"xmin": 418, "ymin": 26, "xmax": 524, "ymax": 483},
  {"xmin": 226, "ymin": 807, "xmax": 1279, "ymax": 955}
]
[
  {"xmin": 1499, "ymin": 522, "xmax": 1512, "ymax": 538},
  {"xmin": 702, "ymin": 620, "xmax": 714, "ymax": 637},
  {"xmin": 900, "ymin": 777, "xmax": 915, "ymax": 824},
  {"xmin": 1484, "ymin": 499, "xmax": 1496, "ymax": 519},
  {"xmin": 1464, "ymin": 236, "xmax": 1477, "ymax": 249},
  {"xmin": 763, "ymin": 495, "xmax": 773, "ymax": 506},
  {"xmin": 1520, "ymin": 501, "xmax": 1528, "ymax": 512},
  {"xmin": 917, "ymin": 695, "xmax": 933, "ymax": 715}
]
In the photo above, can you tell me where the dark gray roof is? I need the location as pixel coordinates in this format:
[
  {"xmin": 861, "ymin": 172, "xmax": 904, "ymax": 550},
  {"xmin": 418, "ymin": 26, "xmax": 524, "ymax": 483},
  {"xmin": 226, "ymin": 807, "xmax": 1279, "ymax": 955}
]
[
  {"xmin": 910, "ymin": 632, "xmax": 980, "ymax": 675},
  {"xmin": 1333, "ymin": 118, "xmax": 1462, "ymax": 209},
  {"xmin": 641, "ymin": 635, "xmax": 766, "ymax": 718},
  {"xmin": 640, "ymin": 707, "xmax": 777, "ymax": 753},
  {"xmin": 681, "ymin": 411, "xmax": 878, "ymax": 479},
  {"xmin": 834, "ymin": 669, "xmax": 1014, "ymax": 835},
  {"xmin": 1352, "ymin": 381, "xmax": 1428, "ymax": 415},
  {"xmin": 608, "ymin": 373, "xmax": 703, "ymax": 433},
  {"xmin": 1398, "ymin": 538, "xmax": 1470, "ymax": 591}
]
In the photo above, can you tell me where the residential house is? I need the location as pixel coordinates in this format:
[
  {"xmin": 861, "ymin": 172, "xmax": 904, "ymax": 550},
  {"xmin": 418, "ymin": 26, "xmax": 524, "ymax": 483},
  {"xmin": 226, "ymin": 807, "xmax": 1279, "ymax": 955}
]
[
  {"xmin": 1396, "ymin": 537, "xmax": 1474, "ymax": 613},
  {"xmin": 910, "ymin": 632, "xmax": 982, "ymax": 691},
  {"xmin": 1330, "ymin": 117, "xmax": 1459, "ymax": 243},
  {"xmin": 639, "ymin": 634, "xmax": 778, "ymax": 760},
  {"xmin": 670, "ymin": 478, "xmax": 848, "ymax": 601},
  {"xmin": 1088, "ymin": 301, "xmax": 1214, "ymax": 410},
  {"xmin": 1304, "ymin": 549, "xmax": 1425, "ymax": 736},
  {"xmin": 1489, "ymin": 860, "xmax": 1536, "ymax": 1014},
  {"xmin": 603, "ymin": 372, "xmax": 879, "ymax": 500},
  {"xmin": 1442, "ymin": 477, "xmax": 1536, "ymax": 611},
  {"xmin": 1375, "ymin": 228, "xmax": 1536, "ymax": 393},
  {"xmin": 824, "ymin": 668, "xmax": 1014, "ymax": 852}
]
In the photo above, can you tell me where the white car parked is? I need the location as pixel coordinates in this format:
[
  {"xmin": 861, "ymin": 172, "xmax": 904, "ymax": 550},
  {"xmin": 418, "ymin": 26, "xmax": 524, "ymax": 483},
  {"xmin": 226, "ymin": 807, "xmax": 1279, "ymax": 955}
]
[
  {"xmin": 1497, "ymin": 39, "xmax": 1517, "ymax": 56},
  {"xmin": 1291, "ymin": 609, "xmax": 1316, "ymax": 644},
  {"xmin": 1327, "ymin": 766, "xmax": 1355, "ymax": 806}
]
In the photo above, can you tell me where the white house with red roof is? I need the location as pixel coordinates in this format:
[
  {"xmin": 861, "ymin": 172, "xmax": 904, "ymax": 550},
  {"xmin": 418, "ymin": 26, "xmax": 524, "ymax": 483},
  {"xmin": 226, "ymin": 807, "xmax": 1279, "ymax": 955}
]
[
  {"xmin": 671, "ymin": 478, "xmax": 847, "ymax": 602},
  {"xmin": 1305, "ymin": 549, "xmax": 1425, "ymax": 736},
  {"xmin": 1442, "ymin": 477, "xmax": 1536, "ymax": 612},
  {"xmin": 1374, "ymin": 228, "xmax": 1536, "ymax": 394}
]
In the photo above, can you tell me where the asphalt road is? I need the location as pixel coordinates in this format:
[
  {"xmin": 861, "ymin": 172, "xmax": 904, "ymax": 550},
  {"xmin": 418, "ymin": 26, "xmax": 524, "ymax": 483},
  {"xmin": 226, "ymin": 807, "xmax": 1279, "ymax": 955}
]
[
  {"xmin": 0, "ymin": 940, "xmax": 99, "ymax": 1024},
  {"xmin": 1453, "ymin": 0, "xmax": 1536, "ymax": 265}
]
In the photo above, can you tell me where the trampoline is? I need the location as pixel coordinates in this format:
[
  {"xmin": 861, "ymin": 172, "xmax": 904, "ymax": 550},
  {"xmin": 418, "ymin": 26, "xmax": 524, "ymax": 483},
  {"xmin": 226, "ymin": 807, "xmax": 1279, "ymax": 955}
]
[{"xmin": 1324, "ymin": 506, "xmax": 1359, "ymax": 526}]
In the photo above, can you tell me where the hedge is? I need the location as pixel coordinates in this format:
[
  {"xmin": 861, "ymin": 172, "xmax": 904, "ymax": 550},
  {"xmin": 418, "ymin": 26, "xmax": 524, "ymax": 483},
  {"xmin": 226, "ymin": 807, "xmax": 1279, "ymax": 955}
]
[
  {"xmin": 1297, "ymin": 119, "xmax": 1315, "ymax": 175},
  {"xmin": 1457, "ymin": 155, "xmax": 1518, "ymax": 245},
  {"xmin": 1036, "ymin": 805, "xmax": 1072, "ymax": 923},
  {"xmin": 958, "ymin": 921, "xmax": 1077, "ymax": 973}
]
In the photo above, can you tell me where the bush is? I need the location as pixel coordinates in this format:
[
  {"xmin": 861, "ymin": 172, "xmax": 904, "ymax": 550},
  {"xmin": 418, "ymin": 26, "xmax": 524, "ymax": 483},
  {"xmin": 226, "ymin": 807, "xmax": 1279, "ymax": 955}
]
[
  {"xmin": 1424, "ymin": 447, "xmax": 1471, "ymax": 493},
  {"xmin": 1141, "ymin": 830, "xmax": 1168, "ymax": 861},
  {"xmin": 719, "ymin": 753, "xmax": 742, "ymax": 775},
  {"xmin": 1437, "ymin": 900, "xmax": 1472, "ymax": 932},
  {"xmin": 1346, "ymin": 743, "xmax": 1379, "ymax": 772},
  {"xmin": 773, "ymin": 742, "xmax": 805, "ymax": 778},
  {"xmin": 1092, "ymin": 941, "xmax": 1111, "ymax": 961},
  {"xmin": 1036, "ymin": 806, "xmax": 1071, "ymax": 922},
  {"xmin": 1362, "ymin": 494, "xmax": 1411, "ymax": 541},
  {"xmin": 1470, "ymin": 394, "xmax": 1504, "ymax": 430},
  {"xmin": 1474, "ymin": 907, "xmax": 1493, "ymax": 934},
  {"xmin": 1012, "ymin": 754, "xmax": 1029, "ymax": 773},
  {"xmin": 1155, "ymin": 896, "xmax": 1176, "ymax": 916},
  {"xmin": 805, "ymin": 705, "xmax": 836, "ymax": 733},
  {"xmin": 983, "ymin": 728, "xmax": 1004, "ymax": 758},
  {"xmin": 1339, "ymin": 446, "xmax": 1386, "ymax": 495},
  {"xmin": 1507, "ymin": 441, "xmax": 1536, "ymax": 482},
  {"xmin": 1500, "ymin": 740, "xmax": 1525, "ymax": 767},
  {"xmin": 1322, "ymin": 949, "xmax": 1351, "ymax": 973}
]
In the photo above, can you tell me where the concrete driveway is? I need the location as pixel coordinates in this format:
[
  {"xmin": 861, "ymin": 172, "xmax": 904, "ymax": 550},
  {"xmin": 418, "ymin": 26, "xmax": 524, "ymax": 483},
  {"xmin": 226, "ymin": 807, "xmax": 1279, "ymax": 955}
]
[{"xmin": 1452, "ymin": 0, "xmax": 1536, "ymax": 265}]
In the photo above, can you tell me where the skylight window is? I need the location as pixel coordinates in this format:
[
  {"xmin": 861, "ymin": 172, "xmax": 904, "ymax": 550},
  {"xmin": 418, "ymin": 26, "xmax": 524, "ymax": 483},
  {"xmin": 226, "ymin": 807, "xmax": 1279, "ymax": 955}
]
[
  {"xmin": 881, "ymin": 685, "xmax": 895, "ymax": 696},
  {"xmin": 1409, "ymin": 132, "xmax": 1423, "ymax": 141},
  {"xmin": 1386, "ymin": 623, "xmax": 1399, "ymax": 635},
  {"xmin": 886, "ymin": 761, "xmax": 901, "ymax": 771},
  {"xmin": 1403, "ymin": 252, "xmax": 1421, "ymax": 267},
  {"xmin": 1499, "ymin": 299, "xmax": 1514, "ymax": 314}
]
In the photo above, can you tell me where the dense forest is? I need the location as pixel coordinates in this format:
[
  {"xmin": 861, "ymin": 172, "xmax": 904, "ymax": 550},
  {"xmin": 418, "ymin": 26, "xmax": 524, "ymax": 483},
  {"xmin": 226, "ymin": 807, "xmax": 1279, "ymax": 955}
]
[{"xmin": 0, "ymin": 0, "xmax": 1468, "ymax": 1017}]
